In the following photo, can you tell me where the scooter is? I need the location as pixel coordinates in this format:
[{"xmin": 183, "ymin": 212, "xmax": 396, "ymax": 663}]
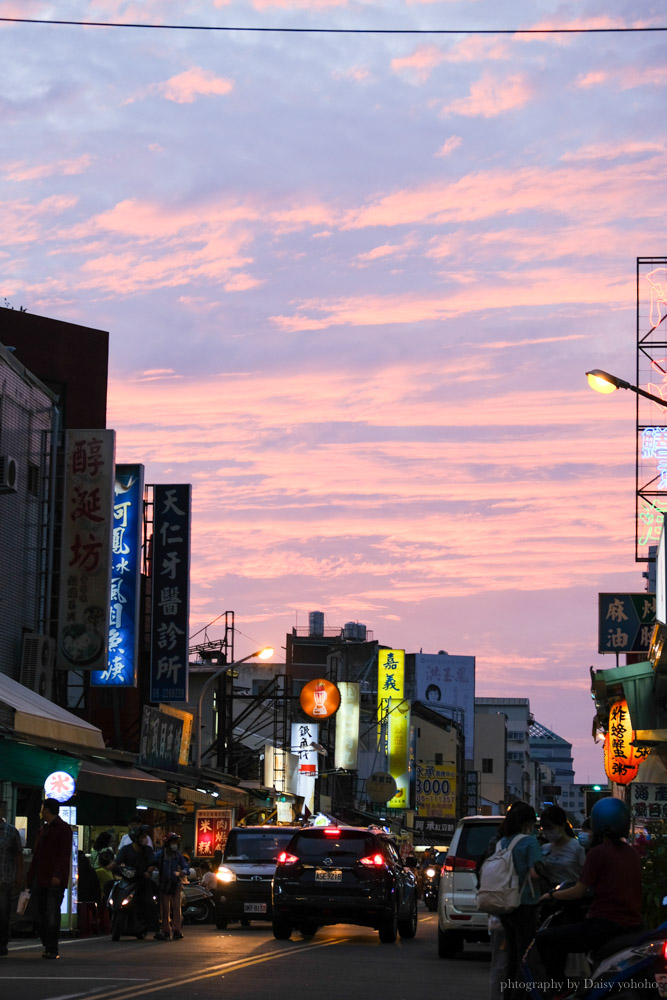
[
  {"xmin": 520, "ymin": 899, "xmax": 667, "ymax": 999},
  {"xmin": 182, "ymin": 880, "xmax": 214, "ymax": 924},
  {"xmin": 108, "ymin": 866, "xmax": 158, "ymax": 941}
]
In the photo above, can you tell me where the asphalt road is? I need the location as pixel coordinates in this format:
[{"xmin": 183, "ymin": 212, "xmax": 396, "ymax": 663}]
[{"xmin": 2, "ymin": 906, "xmax": 492, "ymax": 1000}]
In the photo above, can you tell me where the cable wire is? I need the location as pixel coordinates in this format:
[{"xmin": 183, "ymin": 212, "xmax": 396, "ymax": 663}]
[{"xmin": 1, "ymin": 17, "xmax": 666, "ymax": 35}]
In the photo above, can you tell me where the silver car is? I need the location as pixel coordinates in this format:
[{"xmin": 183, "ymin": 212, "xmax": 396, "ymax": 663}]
[{"xmin": 437, "ymin": 814, "xmax": 502, "ymax": 958}]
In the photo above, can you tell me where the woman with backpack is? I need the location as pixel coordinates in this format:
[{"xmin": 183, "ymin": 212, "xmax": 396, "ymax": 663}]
[{"xmin": 495, "ymin": 801, "xmax": 543, "ymax": 996}]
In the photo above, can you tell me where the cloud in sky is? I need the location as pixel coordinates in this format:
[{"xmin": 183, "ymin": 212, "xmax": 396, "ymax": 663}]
[{"xmin": 3, "ymin": 0, "xmax": 663, "ymax": 779}]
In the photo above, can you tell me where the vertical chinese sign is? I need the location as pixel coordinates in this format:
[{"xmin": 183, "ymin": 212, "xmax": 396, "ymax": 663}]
[
  {"xmin": 377, "ymin": 650, "xmax": 410, "ymax": 809},
  {"xmin": 91, "ymin": 464, "xmax": 143, "ymax": 687},
  {"xmin": 195, "ymin": 808, "xmax": 233, "ymax": 858},
  {"xmin": 335, "ymin": 682, "xmax": 360, "ymax": 770},
  {"xmin": 291, "ymin": 722, "xmax": 319, "ymax": 815},
  {"xmin": 57, "ymin": 431, "xmax": 115, "ymax": 673},
  {"xmin": 150, "ymin": 485, "xmax": 191, "ymax": 703}
]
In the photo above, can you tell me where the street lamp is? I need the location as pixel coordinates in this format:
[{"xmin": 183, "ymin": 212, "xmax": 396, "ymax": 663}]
[
  {"xmin": 586, "ymin": 369, "xmax": 667, "ymax": 409},
  {"xmin": 196, "ymin": 646, "xmax": 274, "ymax": 769}
]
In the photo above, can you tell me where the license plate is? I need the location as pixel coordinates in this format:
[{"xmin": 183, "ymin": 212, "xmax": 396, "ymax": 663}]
[
  {"xmin": 315, "ymin": 869, "xmax": 342, "ymax": 882},
  {"xmin": 243, "ymin": 903, "xmax": 267, "ymax": 913},
  {"xmin": 655, "ymin": 974, "xmax": 667, "ymax": 998}
]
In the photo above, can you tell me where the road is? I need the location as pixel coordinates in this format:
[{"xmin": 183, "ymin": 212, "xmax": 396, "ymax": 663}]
[{"xmin": 2, "ymin": 906, "xmax": 492, "ymax": 1000}]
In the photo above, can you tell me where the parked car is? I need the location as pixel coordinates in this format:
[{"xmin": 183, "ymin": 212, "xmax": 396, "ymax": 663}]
[
  {"xmin": 437, "ymin": 814, "xmax": 502, "ymax": 958},
  {"xmin": 214, "ymin": 825, "xmax": 302, "ymax": 929},
  {"xmin": 271, "ymin": 825, "xmax": 418, "ymax": 943}
]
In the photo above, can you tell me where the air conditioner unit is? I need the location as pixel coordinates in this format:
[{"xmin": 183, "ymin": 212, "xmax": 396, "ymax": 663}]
[
  {"xmin": 0, "ymin": 455, "xmax": 18, "ymax": 493},
  {"xmin": 20, "ymin": 634, "xmax": 55, "ymax": 700}
]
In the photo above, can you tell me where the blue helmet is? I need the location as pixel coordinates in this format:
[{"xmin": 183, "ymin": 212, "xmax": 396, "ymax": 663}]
[{"xmin": 590, "ymin": 797, "xmax": 630, "ymax": 839}]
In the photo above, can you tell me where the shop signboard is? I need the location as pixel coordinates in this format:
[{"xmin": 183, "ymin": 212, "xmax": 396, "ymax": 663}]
[
  {"xmin": 300, "ymin": 678, "xmax": 340, "ymax": 719},
  {"xmin": 415, "ymin": 652, "xmax": 475, "ymax": 759},
  {"xmin": 158, "ymin": 704, "xmax": 193, "ymax": 766},
  {"xmin": 194, "ymin": 808, "xmax": 233, "ymax": 858},
  {"xmin": 138, "ymin": 705, "xmax": 183, "ymax": 771},
  {"xmin": 413, "ymin": 816, "xmax": 455, "ymax": 837},
  {"xmin": 387, "ymin": 698, "xmax": 410, "ymax": 810},
  {"xmin": 92, "ymin": 464, "xmax": 144, "ymax": 687},
  {"xmin": 57, "ymin": 430, "xmax": 115, "ymax": 672},
  {"xmin": 631, "ymin": 782, "xmax": 667, "ymax": 820},
  {"xmin": 335, "ymin": 681, "xmax": 360, "ymax": 770},
  {"xmin": 466, "ymin": 769, "xmax": 479, "ymax": 815},
  {"xmin": 150, "ymin": 484, "xmax": 191, "ymax": 703},
  {"xmin": 416, "ymin": 762, "xmax": 456, "ymax": 818},
  {"xmin": 598, "ymin": 593, "xmax": 656, "ymax": 655}
]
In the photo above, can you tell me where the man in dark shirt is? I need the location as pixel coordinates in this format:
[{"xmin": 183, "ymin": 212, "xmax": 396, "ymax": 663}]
[
  {"xmin": 0, "ymin": 802, "xmax": 23, "ymax": 957},
  {"xmin": 114, "ymin": 826, "xmax": 157, "ymax": 932},
  {"xmin": 535, "ymin": 799, "xmax": 642, "ymax": 987},
  {"xmin": 26, "ymin": 799, "xmax": 73, "ymax": 960}
]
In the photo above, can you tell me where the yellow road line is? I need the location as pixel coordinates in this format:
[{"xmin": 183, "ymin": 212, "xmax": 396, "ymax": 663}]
[{"xmin": 74, "ymin": 937, "xmax": 350, "ymax": 1000}]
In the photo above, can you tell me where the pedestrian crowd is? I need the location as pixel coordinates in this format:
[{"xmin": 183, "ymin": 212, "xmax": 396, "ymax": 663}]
[{"xmin": 0, "ymin": 804, "xmax": 203, "ymax": 959}]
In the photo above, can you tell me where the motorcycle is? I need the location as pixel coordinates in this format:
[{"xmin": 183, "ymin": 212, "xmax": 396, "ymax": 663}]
[
  {"xmin": 520, "ymin": 895, "xmax": 667, "ymax": 1000},
  {"xmin": 422, "ymin": 865, "xmax": 440, "ymax": 912},
  {"xmin": 182, "ymin": 880, "xmax": 214, "ymax": 924},
  {"xmin": 108, "ymin": 865, "xmax": 158, "ymax": 941}
]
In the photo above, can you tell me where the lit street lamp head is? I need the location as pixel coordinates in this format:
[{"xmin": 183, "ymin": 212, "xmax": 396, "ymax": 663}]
[
  {"xmin": 586, "ymin": 369, "xmax": 629, "ymax": 394},
  {"xmin": 586, "ymin": 368, "xmax": 667, "ymax": 409},
  {"xmin": 255, "ymin": 647, "xmax": 274, "ymax": 660}
]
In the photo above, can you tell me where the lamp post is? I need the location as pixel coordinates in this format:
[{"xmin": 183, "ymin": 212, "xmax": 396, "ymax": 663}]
[
  {"xmin": 196, "ymin": 646, "xmax": 273, "ymax": 770},
  {"xmin": 586, "ymin": 369, "xmax": 667, "ymax": 409}
]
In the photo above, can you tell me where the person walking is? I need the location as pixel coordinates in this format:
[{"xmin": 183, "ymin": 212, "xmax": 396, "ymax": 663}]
[
  {"xmin": 0, "ymin": 802, "xmax": 23, "ymax": 957},
  {"xmin": 26, "ymin": 799, "xmax": 73, "ymax": 960},
  {"xmin": 496, "ymin": 801, "xmax": 542, "ymax": 998},
  {"xmin": 154, "ymin": 833, "xmax": 187, "ymax": 940}
]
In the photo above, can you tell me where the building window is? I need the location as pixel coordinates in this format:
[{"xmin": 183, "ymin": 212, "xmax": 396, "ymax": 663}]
[
  {"xmin": 508, "ymin": 731, "xmax": 524, "ymax": 742},
  {"xmin": 482, "ymin": 758, "xmax": 493, "ymax": 773},
  {"xmin": 27, "ymin": 463, "xmax": 40, "ymax": 496}
]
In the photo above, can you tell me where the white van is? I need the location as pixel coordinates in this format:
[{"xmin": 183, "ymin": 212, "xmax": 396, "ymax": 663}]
[{"xmin": 437, "ymin": 814, "xmax": 502, "ymax": 958}]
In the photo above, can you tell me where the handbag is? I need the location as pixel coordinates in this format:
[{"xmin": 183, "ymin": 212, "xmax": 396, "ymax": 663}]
[{"xmin": 16, "ymin": 889, "xmax": 30, "ymax": 915}]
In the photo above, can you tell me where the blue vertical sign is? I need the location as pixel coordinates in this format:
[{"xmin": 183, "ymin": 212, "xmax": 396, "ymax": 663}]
[
  {"xmin": 91, "ymin": 464, "xmax": 143, "ymax": 687},
  {"xmin": 150, "ymin": 484, "xmax": 191, "ymax": 703}
]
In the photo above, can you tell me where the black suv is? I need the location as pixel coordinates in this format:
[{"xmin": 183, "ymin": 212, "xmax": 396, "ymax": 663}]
[
  {"xmin": 271, "ymin": 826, "xmax": 418, "ymax": 943},
  {"xmin": 214, "ymin": 826, "xmax": 302, "ymax": 929}
]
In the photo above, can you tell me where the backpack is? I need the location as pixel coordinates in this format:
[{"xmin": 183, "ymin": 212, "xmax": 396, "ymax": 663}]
[{"xmin": 476, "ymin": 834, "xmax": 528, "ymax": 915}]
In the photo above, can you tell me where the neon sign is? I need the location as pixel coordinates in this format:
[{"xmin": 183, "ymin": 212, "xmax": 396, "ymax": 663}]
[{"xmin": 91, "ymin": 465, "xmax": 143, "ymax": 687}]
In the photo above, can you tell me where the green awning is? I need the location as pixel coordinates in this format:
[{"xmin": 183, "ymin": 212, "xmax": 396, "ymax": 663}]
[
  {"xmin": 0, "ymin": 740, "xmax": 80, "ymax": 787},
  {"xmin": 592, "ymin": 661, "xmax": 667, "ymax": 731}
]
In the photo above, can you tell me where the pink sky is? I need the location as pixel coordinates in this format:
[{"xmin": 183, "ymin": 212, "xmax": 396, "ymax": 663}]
[{"xmin": 3, "ymin": 0, "xmax": 665, "ymax": 781}]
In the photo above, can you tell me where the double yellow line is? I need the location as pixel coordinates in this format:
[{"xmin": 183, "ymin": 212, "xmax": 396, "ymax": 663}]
[{"xmin": 75, "ymin": 938, "xmax": 350, "ymax": 1000}]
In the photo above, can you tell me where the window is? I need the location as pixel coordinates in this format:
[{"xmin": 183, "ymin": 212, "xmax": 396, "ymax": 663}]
[
  {"xmin": 435, "ymin": 752, "xmax": 443, "ymax": 765},
  {"xmin": 482, "ymin": 758, "xmax": 493, "ymax": 773},
  {"xmin": 508, "ymin": 731, "xmax": 524, "ymax": 742}
]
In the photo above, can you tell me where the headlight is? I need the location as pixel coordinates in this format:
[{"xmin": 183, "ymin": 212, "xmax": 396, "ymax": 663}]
[
  {"xmin": 216, "ymin": 866, "xmax": 237, "ymax": 883},
  {"xmin": 426, "ymin": 868, "xmax": 436, "ymax": 878}
]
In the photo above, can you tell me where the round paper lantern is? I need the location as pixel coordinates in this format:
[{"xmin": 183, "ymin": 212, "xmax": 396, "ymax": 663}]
[{"xmin": 605, "ymin": 699, "xmax": 639, "ymax": 785}]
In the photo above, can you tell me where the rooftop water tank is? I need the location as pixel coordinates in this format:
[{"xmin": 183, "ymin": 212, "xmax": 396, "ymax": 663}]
[{"xmin": 309, "ymin": 611, "xmax": 324, "ymax": 637}]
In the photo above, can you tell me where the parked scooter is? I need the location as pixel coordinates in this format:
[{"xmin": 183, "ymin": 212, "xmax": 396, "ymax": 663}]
[
  {"xmin": 520, "ymin": 900, "xmax": 667, "ymax": 999},
  {"xmin": 182, "ymin": 880, "xmax": 214, "ymax": 924},
  {"xmin": 108, "ymin": 866, "xmax": 158, "ymax": 941}
]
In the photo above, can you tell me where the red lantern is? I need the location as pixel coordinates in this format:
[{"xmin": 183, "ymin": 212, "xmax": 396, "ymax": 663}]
[{"xmin": 605, "ymin": 699, "xmax": 639, "ymax": 785}]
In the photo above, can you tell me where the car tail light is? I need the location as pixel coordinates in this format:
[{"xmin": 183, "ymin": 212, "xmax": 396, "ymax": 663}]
[
  {"xmin": 277, "ymin": 851, "xmax": 299, "ymax": 865},
  {"xmin": 324, "ymin": 828, "xmax": 341, "ymax": 836},
  {"xmin": 359, "ymin": 853, "xmax": 386, "ymax": 868},
  {"xmin": 443, "ymin": 857, "xmax": 477, "ymax": 873}
]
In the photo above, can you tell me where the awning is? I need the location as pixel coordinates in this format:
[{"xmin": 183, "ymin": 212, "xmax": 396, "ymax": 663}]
[
  {"xmin": 76, "ymin": 760, "xmax": 167, "ymax": 799},
  {"xmin": 0, "ymin": 672, "xmax": 104, "ymax": 749}
]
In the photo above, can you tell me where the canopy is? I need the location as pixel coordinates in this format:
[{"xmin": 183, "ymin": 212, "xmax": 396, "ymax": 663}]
[{"xmin": 0, "ymin": 672, "xmax": 105, "ymax": 749}]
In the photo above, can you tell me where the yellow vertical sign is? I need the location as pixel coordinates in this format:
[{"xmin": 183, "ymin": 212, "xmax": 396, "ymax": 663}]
[{"xmin": 377, "ymin": 650, "xmax": 409, "ymax": 807}]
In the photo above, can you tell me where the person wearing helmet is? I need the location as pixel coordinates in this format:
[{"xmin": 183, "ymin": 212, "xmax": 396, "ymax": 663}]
[
  {"xmin": 535, "ymin": 797, "xmax": 642, "ymax": 991},
  {"xmin": 153, "ymin": 833, "xmax": 187, "ymax": 941},
  {"xmin": 118, "ymin": 816, "xmax": 153, "ymax": 850},
  {"xmin": 114, "ymin": 824, "xmax": 158, "ymax": 934}
]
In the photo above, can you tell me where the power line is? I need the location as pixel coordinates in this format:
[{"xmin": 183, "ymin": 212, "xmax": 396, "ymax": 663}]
[{"xmin": 0, "ymin": 17, "xmax": 666, "ymax": 35}]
